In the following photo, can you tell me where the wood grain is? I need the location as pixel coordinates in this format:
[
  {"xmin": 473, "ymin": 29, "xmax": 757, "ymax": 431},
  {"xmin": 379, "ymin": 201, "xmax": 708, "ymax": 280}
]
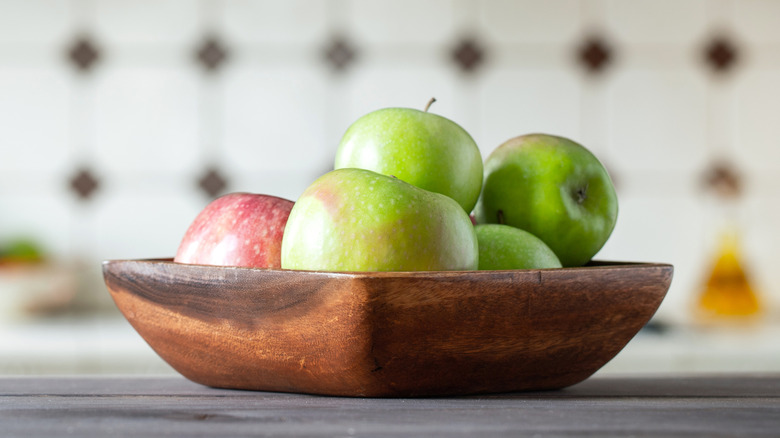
[
  {"xmin": 2, "ymin": 375, "xmax": 779, "ymax": 437},
  {"xmin": 102, "ymin": 260, "xmax": 672, "ymax": 397}
]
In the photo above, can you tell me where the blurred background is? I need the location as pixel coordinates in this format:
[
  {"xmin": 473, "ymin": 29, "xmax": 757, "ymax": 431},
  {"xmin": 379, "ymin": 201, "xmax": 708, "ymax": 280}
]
[{"xmin": 1, "ymin": 0, "xmax": 778, "ymax": 375}]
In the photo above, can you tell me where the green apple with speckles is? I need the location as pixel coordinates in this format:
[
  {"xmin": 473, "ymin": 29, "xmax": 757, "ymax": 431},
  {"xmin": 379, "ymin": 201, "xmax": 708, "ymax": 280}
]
[
  {"xmin": 334, "ymin": 101, "xmax": 483, "ymax": 213},
  {"xmin": 475, "ymin": 224, "xmax": 561, "ymax": 270},
  {"xmin": 475, "ymin": 134, "xmax": 618, "ymax": 267},
  {"xmin": 281, "ymin": 168, "xmax": 478, "ymax": 272}
]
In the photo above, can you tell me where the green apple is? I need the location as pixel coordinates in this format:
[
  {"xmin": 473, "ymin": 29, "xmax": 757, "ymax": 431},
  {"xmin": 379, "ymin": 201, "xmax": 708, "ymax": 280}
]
[
  {"xmin": 475, "ymin": 134, "xmax": 618, "ymax": 267},
  {"xmin": 281, "ymin": 168, "xmax": 478, "ymax": 272},
  {"xmin": 334, "ymin": 101, "xmax": 483, "ymax": 213},
  {"xmin": 475, "ymin": 224, "xmax": 561, "ymax": 270}
]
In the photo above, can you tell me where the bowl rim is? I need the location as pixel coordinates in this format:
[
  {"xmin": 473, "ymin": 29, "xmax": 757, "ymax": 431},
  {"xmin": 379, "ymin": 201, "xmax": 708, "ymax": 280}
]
[{"xmin": 102, "ymin": 258, "xmax": 673, "ymax": 279}]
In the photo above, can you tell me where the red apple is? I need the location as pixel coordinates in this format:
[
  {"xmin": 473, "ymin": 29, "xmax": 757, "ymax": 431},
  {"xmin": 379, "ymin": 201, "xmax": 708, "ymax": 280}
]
[{"xmin": 174, "ymin": 193, "xmax": 294, "ymax": 269}]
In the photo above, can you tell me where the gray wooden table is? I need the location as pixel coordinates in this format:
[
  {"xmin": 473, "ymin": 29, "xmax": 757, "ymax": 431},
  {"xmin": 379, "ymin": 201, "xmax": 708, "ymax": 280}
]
[{"xmin": 1, "ymin": 375, "xmax": 778, "ymax": 437}]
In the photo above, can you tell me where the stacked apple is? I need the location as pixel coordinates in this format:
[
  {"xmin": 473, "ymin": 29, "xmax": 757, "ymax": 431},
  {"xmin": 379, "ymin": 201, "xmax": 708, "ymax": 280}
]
[{"xmin": 175, "ymin": 101, "xmax": 618, "ymax": 272}]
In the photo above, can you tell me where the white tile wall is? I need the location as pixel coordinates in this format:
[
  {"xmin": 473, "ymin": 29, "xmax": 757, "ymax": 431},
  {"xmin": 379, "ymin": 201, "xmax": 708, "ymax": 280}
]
[
  {"xmin": 1, "ymin": 0, "xmax": 779, "ymax": 326},
  {"xmin": 479, "ymin": 68, "xmax": 582, "ymax": 154},
  {"xmin": 92, "ymin": 192, "xmax": 202, "ymax": 260},
  {"xmin": 94, "ymin": 0, "xmax": 199, "ymax": 46},
  {"xmin": 0, "ymin": 0, "xmax": 71, "ymax": 44},
  {"xmin": 605, "ymin": 0, "xmax": 708, "ymax": 46},
  {"xmin": 93, "ymin": 66, "xmax": 200, "ymax": 173},
  {"xmin": 222, "ymin": 65, "xmax": 330, "ymax": 172},
  {"xmin": 735, "ymin": 69, "xmax": 780, "ymax": 171},
  {"xmin": 222, "ymin": 0, "xmax": 331, "ymax": 46},
  {"xmin": 480, "ymin": 0, "xmax": 582, "ymax": 45},
  {"xmin": 734, "ymin": 0, "xmax": 780, "ymax": 44},
  {"xmin": 0, "ymin": 68, "xmax": 71, "ymax": 174},
  {"xmin": 607, "ymin": 68, "xmax": 708, "ymax": 173},
  {"xmin": 348, "ymin": 0, "xmax": 456, "ymax": 46},
  {"xmin": 343, "ymin": 65, "xmax": 461, "ymax": 133}
]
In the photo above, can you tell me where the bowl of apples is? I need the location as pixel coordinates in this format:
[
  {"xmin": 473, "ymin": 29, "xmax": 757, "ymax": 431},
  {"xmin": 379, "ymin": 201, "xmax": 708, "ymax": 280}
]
[{"xmin": 104, "ymin": 103, "xmax": 672, "ymax": 397}]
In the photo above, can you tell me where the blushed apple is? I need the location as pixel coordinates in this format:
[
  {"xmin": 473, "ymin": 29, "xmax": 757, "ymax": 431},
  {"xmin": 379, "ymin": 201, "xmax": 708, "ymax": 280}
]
[
  {"xmin": 334, "ymin": 100, "xmax": 483, "ymax": 213},
  {"xmin": 281, "ymin": 168, "xmax": 478, "ymax": 272},
  {"xmin": 475, "ymin": 224, "xmax": 561, "ymax": 270},
  {"xmin": 475, "ymin": 134, "xmax": 618, "ymax": 267},
  {"xmin": 174, "ymin": 193, "xmax": 294, "ymax": 269}
]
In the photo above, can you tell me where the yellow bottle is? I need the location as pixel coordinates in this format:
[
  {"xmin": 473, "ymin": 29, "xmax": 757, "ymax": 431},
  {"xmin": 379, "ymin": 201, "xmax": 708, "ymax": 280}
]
[{"xmin": 696, "ymin": 228, "xmax": 762, "ymax": 322}]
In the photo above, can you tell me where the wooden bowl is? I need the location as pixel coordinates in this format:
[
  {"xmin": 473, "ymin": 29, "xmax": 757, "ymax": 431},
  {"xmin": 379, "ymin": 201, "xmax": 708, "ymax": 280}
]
[{"xmin": 103, "ymin": 259, "xmax": 672, "ymax": 397}]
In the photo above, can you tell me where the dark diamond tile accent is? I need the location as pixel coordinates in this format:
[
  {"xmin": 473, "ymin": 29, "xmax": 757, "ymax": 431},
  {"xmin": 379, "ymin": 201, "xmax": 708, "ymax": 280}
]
[
  {"xmin": 323, "ymin": 37, "xmax": 357, "ymax": 71},
  {"xmin": 452, "ymin": 38, "xmax": 485, "ymax": 73},
  {"xmin": 196, "ymin": 36, "xmax": 229, "ymax": 72},
  {"xmin": 69, "ymin": 168, "xmax": 100, "ymax": 200},
  {"xmin": 67, "ymin": 36, "xmax": 100, "ymax": 72},
  {"xmin": 704, "ymin": 37, "xmax": 738, "ymax": 73},
  {"xmin": 198, "ymin": 167, "xmax": 228, "ymax": 198},
  {"xmin": 702, "ymin": 160, "xmax": 742, "ymax": 198},
  {"xmin": 578, "ymin": 36, "xmax": 612, "ymax": 73}
]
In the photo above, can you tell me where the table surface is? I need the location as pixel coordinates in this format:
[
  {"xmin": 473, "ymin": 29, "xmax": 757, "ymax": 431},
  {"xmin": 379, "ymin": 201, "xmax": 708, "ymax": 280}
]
[{"xmin": 1, "ymin": 375, "xmax": 779, "ymax": 437}]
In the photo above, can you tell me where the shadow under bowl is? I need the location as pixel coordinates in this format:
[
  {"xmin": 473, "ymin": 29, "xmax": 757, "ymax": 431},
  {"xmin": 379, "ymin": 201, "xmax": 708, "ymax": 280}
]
[{"xmin": 103, "ymin": 259, "xmax": 672, "ymax": 397}]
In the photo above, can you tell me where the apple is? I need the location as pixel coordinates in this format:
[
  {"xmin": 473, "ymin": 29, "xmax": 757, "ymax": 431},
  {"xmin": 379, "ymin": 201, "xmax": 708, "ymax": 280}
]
[
  {"xmin": 174, "ymin": 193, "xmax": 294, "ymax": 269},
  {"xmin": 475, "ymin": 134, "xmax": 618, "ymax": 267},
  {"xmin": 475, "ymin": 224, "xmax": 561, "ymax": 270},
  {"xmin": 281, "ymin": 168, "xmax": 478, "ymax": 272},
  {"xmin": 334, "ymin": 100, "xmax": 483, "ymax": 213}
]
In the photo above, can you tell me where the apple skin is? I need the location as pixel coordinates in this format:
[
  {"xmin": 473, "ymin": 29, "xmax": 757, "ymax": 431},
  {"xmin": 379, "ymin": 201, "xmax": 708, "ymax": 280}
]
[
  {"xmin": 475, "ymin": 224, "xmax": 562, "ymax": 270},
  {"xmin": 174, "ymin": 193, "xmax": 294, "ymax": 269},
  {"xmin": 334, "ymin": 107, "xmax": 483, "ymax": 213},
  {"xmin": 475, "ymin": 134, "xmax": 618, "ymax": 267},
  {"xmin": 281, "ymin": 168, "xmax": 478, "ymax": 272}
]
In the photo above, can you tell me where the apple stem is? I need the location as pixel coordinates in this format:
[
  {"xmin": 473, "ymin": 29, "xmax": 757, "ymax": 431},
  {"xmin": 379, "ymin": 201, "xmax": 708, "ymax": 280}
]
[
  {"xmin": 497, "ymin": 210, "xmax": 505, "ymax": 225},
  {"xmin": 424, "ymin": 97, "xmax": 436, "ymax": 112},
  {"xmin": 575, "ymin": 184, "xmax": 588, "ymax": 204}
]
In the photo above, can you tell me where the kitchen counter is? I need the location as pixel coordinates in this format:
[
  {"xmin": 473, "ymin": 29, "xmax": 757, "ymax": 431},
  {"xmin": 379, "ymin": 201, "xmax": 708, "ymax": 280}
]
[{"xmin": 1, "ymin": 375, "xmax": 778, "ymax": 437}]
